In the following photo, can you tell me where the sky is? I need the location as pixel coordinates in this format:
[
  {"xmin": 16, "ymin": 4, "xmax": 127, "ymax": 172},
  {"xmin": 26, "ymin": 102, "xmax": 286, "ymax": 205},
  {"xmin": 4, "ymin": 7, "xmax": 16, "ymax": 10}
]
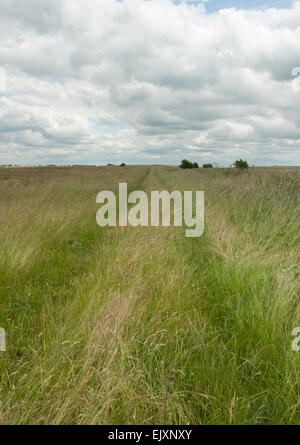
[{"xmin": 0, "ymin": 0, "xmax": 299, "ymax": 166}]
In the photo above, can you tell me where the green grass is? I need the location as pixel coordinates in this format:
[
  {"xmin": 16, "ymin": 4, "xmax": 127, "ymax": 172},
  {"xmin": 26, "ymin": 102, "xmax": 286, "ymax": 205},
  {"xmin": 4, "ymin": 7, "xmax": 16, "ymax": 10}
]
[{"xmin": 0, "ymin": 165, "xmax": 299, "ymax": 424}]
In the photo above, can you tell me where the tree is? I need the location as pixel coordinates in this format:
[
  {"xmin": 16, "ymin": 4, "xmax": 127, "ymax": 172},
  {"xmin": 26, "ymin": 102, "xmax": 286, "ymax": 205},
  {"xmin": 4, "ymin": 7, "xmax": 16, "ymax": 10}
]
[
  {"xmin": 203, "ymin": 163, "xmax": 213, "ymax": 168},
  {"xmin": 193, "ymin": 162, "xmax": 199, "ymax": 168},
  {"xmin": 120, "ymin": 163, "xmax": 126, "ymax": 167},
  {"xmin": 179, "ymin": 159, "xmax": 194, "ymax": 169},
  {"xmin": 234, "ymin": 159, "xmax": 249, "ymax": 169}
]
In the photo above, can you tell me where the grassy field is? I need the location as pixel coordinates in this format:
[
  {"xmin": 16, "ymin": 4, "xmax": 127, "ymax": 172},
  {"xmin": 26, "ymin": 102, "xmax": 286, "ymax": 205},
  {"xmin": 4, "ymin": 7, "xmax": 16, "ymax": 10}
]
[{"xmin": 0, "ymin": 165, "xmax": 299, "ymax": 425}]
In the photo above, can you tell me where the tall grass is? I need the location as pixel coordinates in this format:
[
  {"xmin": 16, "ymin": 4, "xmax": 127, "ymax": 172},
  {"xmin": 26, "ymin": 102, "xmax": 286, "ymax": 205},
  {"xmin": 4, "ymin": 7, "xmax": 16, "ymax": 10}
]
[{"xmin": 0, "ymin": 165, "xmax": 299, "ymax": 424}]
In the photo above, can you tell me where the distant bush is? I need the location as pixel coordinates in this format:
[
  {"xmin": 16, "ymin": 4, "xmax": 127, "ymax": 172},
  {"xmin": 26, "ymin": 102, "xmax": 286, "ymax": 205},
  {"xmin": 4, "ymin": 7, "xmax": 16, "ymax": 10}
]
[
  {"xmin": 120, "ymin": 163, "xmax": 126, "ymax": 167},
  {"xmin": 179, "ymin": 159, "xmax": 198, "ymax": 169},
  {"xmin": 234, "ymin": 159, "xmax": 249, "ymax": 169},
  {"xmin": 203, "ymin": 163, "xmax": 213, "ymax": 168},
  {"xmin": 179, "ymin": 159, "xmax": 193, "ymax": 169}
]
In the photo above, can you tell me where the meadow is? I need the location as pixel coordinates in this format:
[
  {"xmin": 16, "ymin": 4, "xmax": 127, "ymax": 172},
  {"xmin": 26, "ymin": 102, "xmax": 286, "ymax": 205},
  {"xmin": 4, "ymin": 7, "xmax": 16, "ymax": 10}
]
[{"xmin": 0, "ymin": 165, "xmax": 299, "ymax": 425}]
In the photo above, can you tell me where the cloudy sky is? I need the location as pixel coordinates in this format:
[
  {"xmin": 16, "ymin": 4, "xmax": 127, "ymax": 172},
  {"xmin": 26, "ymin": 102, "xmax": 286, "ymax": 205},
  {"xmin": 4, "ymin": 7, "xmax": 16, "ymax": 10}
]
[{"xmin": 0, "ymin": 0, "xmax": 299, "ymax": 166}]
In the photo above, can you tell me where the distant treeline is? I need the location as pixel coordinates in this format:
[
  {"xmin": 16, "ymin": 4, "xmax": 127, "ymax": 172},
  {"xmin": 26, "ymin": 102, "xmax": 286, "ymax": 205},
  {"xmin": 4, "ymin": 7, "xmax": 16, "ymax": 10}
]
[{"xmin": 179, "ymin": 159, "xmax": 249, "ymax": 169}]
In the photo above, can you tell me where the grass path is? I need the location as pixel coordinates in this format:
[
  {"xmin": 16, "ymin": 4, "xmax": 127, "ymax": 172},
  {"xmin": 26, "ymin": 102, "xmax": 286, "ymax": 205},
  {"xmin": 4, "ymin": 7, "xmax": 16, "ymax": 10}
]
[{"xmin": 0, "ymin": 166, "xmax": 299, "ymax": 424}]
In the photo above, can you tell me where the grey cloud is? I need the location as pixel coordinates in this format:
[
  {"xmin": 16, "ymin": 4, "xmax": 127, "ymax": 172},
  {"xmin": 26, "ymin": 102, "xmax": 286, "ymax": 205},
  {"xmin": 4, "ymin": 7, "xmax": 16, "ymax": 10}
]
[{"xmin": 0, "ymin": 0, "xmax": 300, "ymax": 166}]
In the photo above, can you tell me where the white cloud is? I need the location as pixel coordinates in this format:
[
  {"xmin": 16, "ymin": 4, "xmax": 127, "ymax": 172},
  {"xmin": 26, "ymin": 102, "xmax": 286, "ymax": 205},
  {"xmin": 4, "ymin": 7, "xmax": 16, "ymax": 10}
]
[{"xmin": 0, "ymin": 0, "xmax": 299, "ymax": 165}]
